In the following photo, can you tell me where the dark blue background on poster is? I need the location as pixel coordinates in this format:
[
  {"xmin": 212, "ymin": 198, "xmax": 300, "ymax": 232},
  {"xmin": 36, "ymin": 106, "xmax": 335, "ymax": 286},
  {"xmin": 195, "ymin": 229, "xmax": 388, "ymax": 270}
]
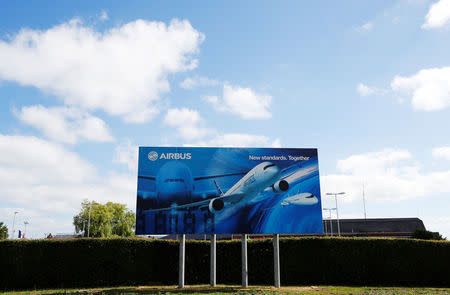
[{"xmin": 136, "ymin": 147, "xmax": 323, "ymax": 234}]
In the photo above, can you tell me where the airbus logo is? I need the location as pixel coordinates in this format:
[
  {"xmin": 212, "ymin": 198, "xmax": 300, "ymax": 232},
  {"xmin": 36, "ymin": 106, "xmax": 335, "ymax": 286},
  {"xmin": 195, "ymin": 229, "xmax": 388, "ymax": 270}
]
[
  {"xmin": 148, "ymin": 151, "xmax": 192, "ymax": 161},
  {"xmin": 148, "ymin": 151, "xmax": 158, "ymax": 161},
  {"xmin": 160, "ymin": 153, "xmax": 192, "ymax": 160}
]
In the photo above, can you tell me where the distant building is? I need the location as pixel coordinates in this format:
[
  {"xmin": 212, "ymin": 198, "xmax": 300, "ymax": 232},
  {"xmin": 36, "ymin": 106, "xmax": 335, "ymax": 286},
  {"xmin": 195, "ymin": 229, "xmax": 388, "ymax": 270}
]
[
  {"xmin": 150, "ymin": 218, "xmax": 426, "ymax": 240},
  {"xmin": 323, "ymin": 218, "xmax": 426, "ymax": 238},
  {"xmin": 53, "ymin": 233, "xmax": 80, "ymax": 239}
]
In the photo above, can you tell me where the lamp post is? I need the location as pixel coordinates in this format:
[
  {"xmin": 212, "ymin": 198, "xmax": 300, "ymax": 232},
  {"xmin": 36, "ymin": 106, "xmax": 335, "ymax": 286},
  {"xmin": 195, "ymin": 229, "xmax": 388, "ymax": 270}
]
[
  {"xmin": 23, "ymin": 221, "xmax": 29, "ymax": 239},
  {"xmin": 11, "ymin": 211, "xmax": 18, "ymax": 239},
  {"xmin": 87, "ymin": 202, "xmax": 99, "ymax": 238},
  {"xmin": 326, "ymin": 192, "xmax": 345, "ymax": 236},
  {"xmin": 323, "ymin": 208, "xmax": 336, "ymax": 236}
]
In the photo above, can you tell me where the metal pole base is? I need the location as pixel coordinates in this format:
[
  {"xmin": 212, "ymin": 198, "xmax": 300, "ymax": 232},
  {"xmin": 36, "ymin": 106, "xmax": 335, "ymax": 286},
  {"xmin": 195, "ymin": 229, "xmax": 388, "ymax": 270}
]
[
  {"xmin": 210, "ymin": 234, "xmax": 216, "ymax": 287},
  {"xmin": 273, "ymin": 234, "xmax": 280, "ymax": 288},
  {"xmin": 178, "ymin": 234, "xmax": 185, "ymax": 288},
  {"xmin": 241, "ymin": 234, "xmax": 248, "ymax": 288}
]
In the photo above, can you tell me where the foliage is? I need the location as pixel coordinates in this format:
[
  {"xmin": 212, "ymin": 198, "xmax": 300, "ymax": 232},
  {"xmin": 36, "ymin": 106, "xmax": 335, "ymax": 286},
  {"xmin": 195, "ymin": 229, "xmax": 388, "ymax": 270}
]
[
  {"xmin": 0, "ymin": 221, "xmax": 8, "ymax": 239},
  {"xmin": 411, "ymin": 229, "xmax": 445, "ymax": 240},
  {"xmin": 73, "ymin": 200, "xmax": 135, "ymax": 238},
  {"xmin": 0, "ymin": 237, "xmax": 449, "ymax": 290}
]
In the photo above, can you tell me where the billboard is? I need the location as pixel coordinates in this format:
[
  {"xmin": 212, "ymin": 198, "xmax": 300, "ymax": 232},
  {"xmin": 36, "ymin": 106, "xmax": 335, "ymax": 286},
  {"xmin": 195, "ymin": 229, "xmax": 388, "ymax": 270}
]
[{"xmin": 136, "ymin": 147, "xmax": 323, "ymax": 235}]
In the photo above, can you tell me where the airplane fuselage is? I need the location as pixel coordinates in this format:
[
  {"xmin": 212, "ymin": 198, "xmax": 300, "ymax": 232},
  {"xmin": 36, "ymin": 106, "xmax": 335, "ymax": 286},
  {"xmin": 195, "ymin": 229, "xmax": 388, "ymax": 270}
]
[
  {"xmin": 155, "ymin": 161, "xmax": 195, "ymax": 206},
  {"xmin": 281, "ymin": 193, "xmax": 318, "ymax": 206},
  {"xmin": 224, "ymin": 161, "xmax": 281, "ymax": 202}
]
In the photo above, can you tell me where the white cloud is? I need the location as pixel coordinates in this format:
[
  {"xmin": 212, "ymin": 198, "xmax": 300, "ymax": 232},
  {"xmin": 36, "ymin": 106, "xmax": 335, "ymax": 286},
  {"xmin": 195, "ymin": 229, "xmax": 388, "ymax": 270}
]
[
  {"xmin": 321, "ymin": 148, "xmax": 450, "ymax": 202},
  {"xmin": 357, "ymin": 83, "xmax": 375, "ymax": 96},
  {"xmin": 164, "ymin": 108, "xmax": 211, "ymax": 140},
  {"xmin": 186, "ymin": 133, "xmax": 281, "ymax": 148},
  {"xmin": 391, "ymin": 66, "xmax": 450, "ymax": 111},
  {"xmin": 357, "ymin": 83, "xmax": 387, "ymax": 97},
  {"xmin": 432, "ymin": 146, "xmax": 450, "ymax": 160},
  {"xmin": 163, "ymin": 107, "xmax": 279, "ymax": 147},
  {"xmin": 0, "ymin": 134, "xmax": 136, "ymax": 238},
  {"xmin": 355, "ymin": 22, "xmax": 373, "ymax": 32},
  {"xmin": 202, "ymin": 95, "xmax": 219, "ymax": 104},
  {"xmin": 204, "ymin": 84, "xmax": 272, "ymax": 119},
  {"xmin": 0, "ymin": 18, "xmax": 204, "ymax": 123},
  {"xmin": 16, "ymin": 105, "xmax": 114, "ymax": 144},
  {"xmin": 180, "ymin": 75, "xmax": 219, "ymax": 89},
  {"xmin": 422, "ymin": 0, "xmax": 450, "ymax": 29},
  {"xmin": 113, "ymin": 139, "xmax": 138, "ymax": 172},
  {"xmin": 99, "ymin": 10, "xmax": 108, "ymax": 21}
]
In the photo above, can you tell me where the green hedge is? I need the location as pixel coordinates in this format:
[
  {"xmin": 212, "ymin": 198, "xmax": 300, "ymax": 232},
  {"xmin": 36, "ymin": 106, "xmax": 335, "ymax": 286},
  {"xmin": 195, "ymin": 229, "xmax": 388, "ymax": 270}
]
[{"xmin": 0, "ymin": 237, "xmax": 449, "ymax": 290}]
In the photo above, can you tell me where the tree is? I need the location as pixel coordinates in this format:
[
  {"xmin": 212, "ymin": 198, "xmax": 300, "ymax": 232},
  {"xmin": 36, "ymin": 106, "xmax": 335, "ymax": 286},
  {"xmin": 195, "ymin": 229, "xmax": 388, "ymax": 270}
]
[
  {"xmin": 0, "ymin": 222, "xmax": 8, "ymax": 239},
  {"xmin": 73, "ymin": 200, "xmax": 136, "ymax": 238},
  {"xmin": 411, "ymin": 229, "xmax": 445, "ymax": 240}
]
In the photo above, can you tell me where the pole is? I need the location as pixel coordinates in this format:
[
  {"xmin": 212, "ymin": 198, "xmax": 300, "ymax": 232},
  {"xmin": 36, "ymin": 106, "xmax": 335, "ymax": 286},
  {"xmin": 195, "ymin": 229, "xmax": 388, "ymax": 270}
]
[
  {"xmin": 210, "ymin": 234, "xmax": 216, "ymax": 287},
  {"xmin": 24, "ymin": 221, "xmax": 29, "ymax": 238},
  {"xmin": 324, "ymin": 216, "xmax": 328, "ymax": 236},
  {"xmin": 334, "ymin": 195, "xmax": 340, "ymax": 236},
  {"xmin": 178, "ymin": 234, "xmax": 185, "ymax": 288},
  {"xmin": 329, "ymin": 210, "xmax": 333, "ymax": 236},
  {"xmin": 326, "ymin": 192, "xmax": 345, "ymax": 236},
  {"xmin": 241, "ymin": 234, "xmax": 248, "ymax": 288},
  {"xmin": 363, "ymin": 183, "xmax": 367, "ymax": 220},
  {"xmin": 273, "ymin": 234, "xmax": 280, "ymax": 288},
  {"xmin": 11, "ymin": 211, "xmax": 18, "ymax": 239}
]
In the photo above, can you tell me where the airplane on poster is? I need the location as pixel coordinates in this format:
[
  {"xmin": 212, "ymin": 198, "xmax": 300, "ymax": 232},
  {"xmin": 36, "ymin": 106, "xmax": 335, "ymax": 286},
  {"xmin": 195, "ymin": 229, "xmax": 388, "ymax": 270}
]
[
  {"xmin": 138, "ymin": 160, "xmax": 317, "ymax": 214},
  {"xmin": 281, "ymin": 192, "xmax": 319, "ymax": 206}
]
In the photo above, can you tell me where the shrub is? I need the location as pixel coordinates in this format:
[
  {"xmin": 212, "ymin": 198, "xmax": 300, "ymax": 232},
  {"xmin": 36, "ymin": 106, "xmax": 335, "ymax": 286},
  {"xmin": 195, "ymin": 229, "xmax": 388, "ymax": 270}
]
[
  {"xmin": 411, "ymin": 229, "xmax": 445, "ymax": 240},
  {"xmin": 0, "ymin": 237, "xmax": 449, "ymax": 291}
]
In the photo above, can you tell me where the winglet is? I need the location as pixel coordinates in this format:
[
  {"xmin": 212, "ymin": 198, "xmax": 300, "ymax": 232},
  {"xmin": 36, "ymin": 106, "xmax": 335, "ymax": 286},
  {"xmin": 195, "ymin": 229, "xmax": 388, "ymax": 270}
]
[{"xmin": 213, "ymin": 180, "xmax": 224, "ymax": 196}]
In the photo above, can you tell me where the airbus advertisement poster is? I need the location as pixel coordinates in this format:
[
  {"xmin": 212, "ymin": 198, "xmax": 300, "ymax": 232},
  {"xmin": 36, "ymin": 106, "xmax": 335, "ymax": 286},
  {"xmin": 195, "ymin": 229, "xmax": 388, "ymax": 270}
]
[{"xmin": 136, "ymin": 147, "xmax": 323, "ymax": 235}]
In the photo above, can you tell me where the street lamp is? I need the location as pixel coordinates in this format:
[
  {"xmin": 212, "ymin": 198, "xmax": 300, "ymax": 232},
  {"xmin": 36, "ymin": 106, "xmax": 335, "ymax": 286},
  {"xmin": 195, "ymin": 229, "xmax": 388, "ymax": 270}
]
[
  {"xmin": 11, "ymin": 211, "xmax": 19, "ymax": 239},
  {"xmin": 323, "ymin": 208, "xmax": 336, "ymax": 236},
  {"xmin": 87, "ymin": 202, "xmax": 99, "ymax": 238},
  {"xmin": 24, "ymin": 221, "xmax": 29, "ymax": 239},
  {"xmin": 326, "ymin": 192, "xmax": 345, "ymax": 236}
]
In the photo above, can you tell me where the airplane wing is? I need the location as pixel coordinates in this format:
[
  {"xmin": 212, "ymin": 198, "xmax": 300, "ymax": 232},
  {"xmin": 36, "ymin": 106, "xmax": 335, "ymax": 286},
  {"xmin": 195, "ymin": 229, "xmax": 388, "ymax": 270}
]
[
  {"xmin": 138, "ymin": 175, "xmax": 155, "ymax": 181},
  {"xmin": 281, "ymin": 165, "xmax": 318, "ymax": 184},
  {"xmin": 193, "ymin": 172, "xmax": 246, "ymax": 181},
  {"xmin": 142, "ymin": 193, "xmax": 245, "ymax": 213},
  {"xmin": 138, "ymin": 172, "xmax": 245, "ymax": 182}
]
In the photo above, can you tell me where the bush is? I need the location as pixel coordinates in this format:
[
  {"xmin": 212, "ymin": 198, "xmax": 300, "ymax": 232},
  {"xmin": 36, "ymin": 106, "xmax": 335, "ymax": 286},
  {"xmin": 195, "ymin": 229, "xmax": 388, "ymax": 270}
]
[
  {"xmin": 411, "ymin": 229, "xmax": 445, "ymax": 240},
  {"xmin": 0, "ymin": 237, "xmax": 449, "ymax": 291}
]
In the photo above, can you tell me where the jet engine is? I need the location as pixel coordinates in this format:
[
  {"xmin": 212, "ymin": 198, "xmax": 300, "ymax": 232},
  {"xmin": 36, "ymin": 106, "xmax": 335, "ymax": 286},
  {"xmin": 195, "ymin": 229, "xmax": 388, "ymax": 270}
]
[
  {"xmin": 272, "ymin": 180, "xmax": 289, "ymax": 193},
  {"xmin": 208, "ymin": 198, "xmax": 225, "ymax": 213}
]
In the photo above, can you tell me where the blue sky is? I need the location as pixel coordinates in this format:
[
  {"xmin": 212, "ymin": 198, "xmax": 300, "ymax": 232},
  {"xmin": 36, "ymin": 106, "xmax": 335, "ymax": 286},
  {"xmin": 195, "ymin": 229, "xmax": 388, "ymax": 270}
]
[{"xmin": 1, "ymin": 0, "xmax": 450, "ymax": 238}]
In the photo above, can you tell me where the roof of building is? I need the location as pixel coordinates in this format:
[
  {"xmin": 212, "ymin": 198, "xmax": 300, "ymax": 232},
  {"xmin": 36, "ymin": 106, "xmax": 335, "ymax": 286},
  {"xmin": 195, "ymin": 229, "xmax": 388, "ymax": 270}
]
[
  {"xmin": 324, "ymin": 217, "xmax": 425, "ymax": 235},
  {"xmin": 144, "ymin": 218, "xmax": 426, "ymax": 239}
]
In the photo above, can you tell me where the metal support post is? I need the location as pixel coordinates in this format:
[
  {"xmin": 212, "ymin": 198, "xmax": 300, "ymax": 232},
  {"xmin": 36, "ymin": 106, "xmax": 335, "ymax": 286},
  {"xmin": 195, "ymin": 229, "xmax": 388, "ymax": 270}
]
[
  {"xmin": 11, "ymin": 211, "xmax": 18, "ymax": 239},
  {"xmin": 178, "ymin": 234, "xmax": 185, "ymax": 288},
  {"xmin": 330, "ymin": 212, "xmax": 333, "ymax": 236},
  {"xmin": 326, "ymin": 192, "xmax": 345, "ymax": 236},
  {"xmin": 273, "ymin": 234, "xmax": 280, "ymax": 288},
  {"xmin": 210, "ymin": 234, "xmax": 216, "ymax": 287},
  {"xmin": 335, "ymin": 195, "xmax": 341, "ymax": 236},
  {"xmin": 241, "ymin": 234, "xmax": 248, "ymax": 288}
]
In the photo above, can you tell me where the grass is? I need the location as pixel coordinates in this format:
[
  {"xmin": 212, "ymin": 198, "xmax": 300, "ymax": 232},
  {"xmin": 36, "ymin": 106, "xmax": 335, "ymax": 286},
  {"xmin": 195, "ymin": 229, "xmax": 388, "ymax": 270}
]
[{"xmin": 2, "ymin": 285, "xmax": 450, "ymax": 295}]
